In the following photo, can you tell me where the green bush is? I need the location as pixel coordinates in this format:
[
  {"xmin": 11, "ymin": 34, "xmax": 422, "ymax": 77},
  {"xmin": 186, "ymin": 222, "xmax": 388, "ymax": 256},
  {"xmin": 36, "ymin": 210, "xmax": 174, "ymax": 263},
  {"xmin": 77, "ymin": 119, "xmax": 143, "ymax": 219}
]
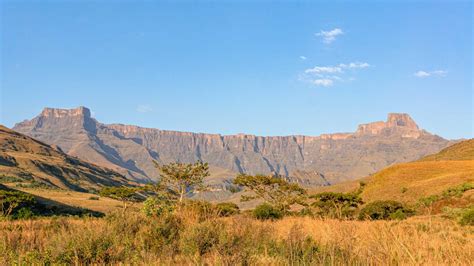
[
  {"xmin": 418, "ymin": 183, "xmax": 474, "ymax": 208},
  {"xmin": 14, "ymin": 207, "xmax": 35, "ymax": 219},
  {"xmin": 253, "ymin": 203, "xmax": 283, "ymax": 220},
  {"xmin": 0, "ymin": 190, "xmax": 36, "ymax": 218},
  {"xmin": 142, "ymin": 196, "xmax": 174, "ymax": 217},
  {"xmin": 310, "ymin": 192, "xmax": 363, "ymax": 219},
  {"xmin": 216, "ymin": 202, "xmax": 240, "ymax": 217},
  {"xmin": 442, "ymin": 183, "xmax": 474, "ymax": 198},
  {"xmin": 459, "ymin": 207, "xmax": 474, "ymax": 226},
  {"xmin": 359, "ymin": 200, "xmax": 414, "ymax": 220},
  {"xmin": 0, "ymin": 175, "xmax": 23, "ymax": 183},
  {"xmin": 88, "ymin": 196, "xmax": 99, "ymax": 200}
]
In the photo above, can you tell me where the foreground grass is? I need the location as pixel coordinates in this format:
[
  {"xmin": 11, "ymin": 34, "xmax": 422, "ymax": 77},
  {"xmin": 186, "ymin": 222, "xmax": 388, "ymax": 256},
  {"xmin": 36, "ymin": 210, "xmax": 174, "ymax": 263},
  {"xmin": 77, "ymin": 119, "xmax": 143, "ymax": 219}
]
[{"xmin": 1, "ymin": 211, "xmax": 472, "ymax": 265}]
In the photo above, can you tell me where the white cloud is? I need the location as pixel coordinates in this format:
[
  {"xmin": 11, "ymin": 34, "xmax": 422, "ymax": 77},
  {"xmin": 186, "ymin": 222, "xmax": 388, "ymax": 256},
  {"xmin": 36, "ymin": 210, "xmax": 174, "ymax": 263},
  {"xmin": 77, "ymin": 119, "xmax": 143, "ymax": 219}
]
[
  {"xmin": 300, "ymin": 56, "xmax": 307, "ymax": 60},
  {"xmin": 312, "ymin": 79, "xmax": 334, "ymax": 87},
  {"xmin": 432, "ymin": 70, "xmax": 447, "ymax": 76},
  {"xmin": 305, "ymin": 66, "xmax": 342, "ymax": 74},
  {"xmin": 316, "ymin": 28, "xmax": 343, "ymax": 44},
  {"xmin": 414, "ymin": 70, "xmax": 447, "ymax": 78},
  {"xmin": 136, "ymin": 104, "xmax": 153, "ymax": 113},
  {"xmin": 302, "ymin": 61, "xmax": 370, "ymax": 87},
  {"xmin": 339, "ymin": 62, "xmax": 370, "ymax": 69}
]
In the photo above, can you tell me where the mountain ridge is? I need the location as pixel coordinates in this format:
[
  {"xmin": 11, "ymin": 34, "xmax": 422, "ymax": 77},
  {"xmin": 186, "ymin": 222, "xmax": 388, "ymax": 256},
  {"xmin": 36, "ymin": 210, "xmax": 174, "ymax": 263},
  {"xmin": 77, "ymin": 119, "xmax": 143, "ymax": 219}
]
[{"xmin": 13, "ymin": 107, "xmax": 452, "ymax": 187}]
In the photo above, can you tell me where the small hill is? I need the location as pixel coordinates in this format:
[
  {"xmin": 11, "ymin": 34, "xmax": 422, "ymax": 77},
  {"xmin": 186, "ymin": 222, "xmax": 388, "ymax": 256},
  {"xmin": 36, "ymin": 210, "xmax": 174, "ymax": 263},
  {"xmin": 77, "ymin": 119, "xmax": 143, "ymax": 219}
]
[
  {"xmin": 309, "ymin": 139, "xmax": 474, "ymax": 204},
  {"xmin": 420, "ymin": 139, "xmax": 474, "ymax": 161},
  {"xmin": 361, "ymin": 139, "xmax": 474, "ymax": 203},
  {"xmin": 0, "ymin": 125, "xmax": 131, "ymax": 192}
]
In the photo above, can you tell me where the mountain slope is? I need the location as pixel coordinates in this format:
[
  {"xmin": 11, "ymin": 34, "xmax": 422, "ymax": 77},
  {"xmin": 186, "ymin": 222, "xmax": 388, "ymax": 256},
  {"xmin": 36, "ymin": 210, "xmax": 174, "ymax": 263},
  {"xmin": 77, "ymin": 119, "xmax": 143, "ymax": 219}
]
[
  {"xmin": 13, "ymin": 107, "xmax": 452, "ymax": 186},
  {"xmin": 419, "ymin": 139, "xmax": 474, "ymax": 161},
  {"xmin": 360, "ymin": 139, "xmax": 474, "ymax": 203},
  {"xmin": 0, "ymin": 125, "xmax": 130, "ymax": 192}
]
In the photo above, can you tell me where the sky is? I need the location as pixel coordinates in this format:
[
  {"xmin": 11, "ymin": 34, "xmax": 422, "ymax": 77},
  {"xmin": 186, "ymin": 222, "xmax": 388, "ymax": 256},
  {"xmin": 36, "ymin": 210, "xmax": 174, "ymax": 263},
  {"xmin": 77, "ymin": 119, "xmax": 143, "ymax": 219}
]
[{"xmin": 1, "ymin": 1, "xmax": 472, "ymax": 139}]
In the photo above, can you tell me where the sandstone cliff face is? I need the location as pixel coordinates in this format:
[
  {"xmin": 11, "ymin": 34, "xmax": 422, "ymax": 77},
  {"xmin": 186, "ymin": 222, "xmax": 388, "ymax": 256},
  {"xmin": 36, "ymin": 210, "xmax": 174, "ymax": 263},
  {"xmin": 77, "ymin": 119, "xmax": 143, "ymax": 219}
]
[{"xmin": 13, "ymin": 107, "xmax": 451, "ymax": 186}]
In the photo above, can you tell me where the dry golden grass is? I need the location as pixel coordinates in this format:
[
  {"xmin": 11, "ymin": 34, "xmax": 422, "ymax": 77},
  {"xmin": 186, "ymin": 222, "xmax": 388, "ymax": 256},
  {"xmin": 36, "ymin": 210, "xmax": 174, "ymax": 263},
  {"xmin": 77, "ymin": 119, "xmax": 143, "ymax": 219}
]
[
  {"xmin": 420, "ymin": 138, "xmax": 474, "ymax": 161},
  {"xmin": 361, "ymin": 160, "xmax": 474, "ymax": 204},
  {"xmin": 11, "ymin": 187, "xmax": 129, "ymax": 213},
  {"xmin": 269, "ymin": 216, "xmax": 473, "ymax": 265},
  {"xmin": 0, "ymin": 213, "xmax": 472, "ymax": 265}
]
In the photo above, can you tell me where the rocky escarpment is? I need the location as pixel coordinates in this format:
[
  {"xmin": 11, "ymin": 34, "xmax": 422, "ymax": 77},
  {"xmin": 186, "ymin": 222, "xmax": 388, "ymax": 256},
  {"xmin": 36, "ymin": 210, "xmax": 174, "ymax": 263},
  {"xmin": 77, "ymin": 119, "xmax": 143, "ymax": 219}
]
[{"xmin": 13, "ymin": 107, "xmax": 452, "ymax": 186}]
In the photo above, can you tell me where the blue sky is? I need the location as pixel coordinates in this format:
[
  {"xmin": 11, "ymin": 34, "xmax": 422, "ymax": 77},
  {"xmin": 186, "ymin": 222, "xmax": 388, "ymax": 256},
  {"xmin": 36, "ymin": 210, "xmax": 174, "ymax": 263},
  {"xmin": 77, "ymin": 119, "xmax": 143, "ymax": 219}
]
[{"xmin": 1, "ymin": 1, "xmax": 472, "ymax": 139}]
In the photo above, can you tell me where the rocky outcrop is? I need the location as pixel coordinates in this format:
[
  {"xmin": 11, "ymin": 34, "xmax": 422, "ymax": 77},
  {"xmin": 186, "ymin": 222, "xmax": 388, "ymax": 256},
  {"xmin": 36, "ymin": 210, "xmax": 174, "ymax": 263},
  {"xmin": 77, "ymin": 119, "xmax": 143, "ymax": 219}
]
[{"xmin": 13, "ymin": 107, "xmax": 452, "ymax": 186}]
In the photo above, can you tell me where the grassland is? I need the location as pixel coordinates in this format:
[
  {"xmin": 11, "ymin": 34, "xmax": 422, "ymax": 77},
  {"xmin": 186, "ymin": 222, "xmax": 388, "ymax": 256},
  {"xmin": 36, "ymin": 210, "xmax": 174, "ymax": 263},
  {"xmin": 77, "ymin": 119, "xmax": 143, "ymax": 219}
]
[
  {"xmin": 12, "ymin": 187, "xmax": 128, "ymax": 213},
  {"xmin": 361, "ymin": 160, "xmax": 474, "ymax": 204},
  {"xmin": 1, "ymin": 208, "xmax": 472, "ymax": 265},
  {"xmin": 420, "ymin": 138, "xmax": 474, "ymax": 161}
]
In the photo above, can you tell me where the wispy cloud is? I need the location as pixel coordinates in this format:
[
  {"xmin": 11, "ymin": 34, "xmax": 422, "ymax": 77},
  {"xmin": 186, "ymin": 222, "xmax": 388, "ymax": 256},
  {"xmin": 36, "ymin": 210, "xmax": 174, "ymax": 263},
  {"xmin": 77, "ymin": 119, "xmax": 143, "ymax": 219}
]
[
  {"xmin": 301, "ymin": 62, "xmax": 370, "ymax": 87},
  {"xmin": 316, "ymin": 28, "xmax": 343, "ymax": 44},
  {"xmin": 136, "ymin": 104, "xmax": 153, "ymax": 113},
  {"xmin": 414, "ymin": 70, "xmax": 447, "ymax": 78},
  {"xmin": 305, "ymin": 66, "xmax": 342, "ymax": 74},
  {"xmin": 299, "ymin": 56, "xmax": 307, "ymax": 60},
  {"xmin": 312, "ymin": 79, "xmax": 333, "ymax": 87}
]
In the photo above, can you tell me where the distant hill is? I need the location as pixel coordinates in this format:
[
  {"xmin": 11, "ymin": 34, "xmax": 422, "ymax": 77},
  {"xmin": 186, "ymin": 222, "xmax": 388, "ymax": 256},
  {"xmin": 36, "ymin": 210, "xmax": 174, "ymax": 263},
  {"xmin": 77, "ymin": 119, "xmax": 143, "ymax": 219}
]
[
  {"xmin": 420, "ymin": 139, "xmax": 474, "ymax": 161},
  {"xmin": 13, "ymin": 107, "xmax": 452, "ymax": 189},
  {"xmin": 0, "ymin": 125, "xmax": 130, "ymax": 192},
  {"xmin": 360, "ymin": 139, "xmax": 474, "ymax": 203}
]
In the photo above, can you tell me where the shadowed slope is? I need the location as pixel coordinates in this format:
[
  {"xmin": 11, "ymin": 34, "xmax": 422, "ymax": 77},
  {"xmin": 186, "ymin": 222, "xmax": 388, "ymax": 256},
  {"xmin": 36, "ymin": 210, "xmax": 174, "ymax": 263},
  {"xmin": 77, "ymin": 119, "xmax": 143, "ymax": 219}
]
[{"xmin": 0, "ymin": 125, "xmax": 131, "ymax": 192}]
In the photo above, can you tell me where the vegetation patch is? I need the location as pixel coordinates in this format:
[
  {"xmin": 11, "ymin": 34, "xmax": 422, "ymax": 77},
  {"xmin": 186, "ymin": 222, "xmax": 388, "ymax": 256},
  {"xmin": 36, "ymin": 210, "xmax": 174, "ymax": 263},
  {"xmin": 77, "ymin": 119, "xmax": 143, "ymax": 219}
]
[
  {"xmin": 253, "ymin": 203, "xmax": 283, "ymax": 220},
  {"xmin": 359, "ymin": 200, "xmax": 414, "ymax": 220}
]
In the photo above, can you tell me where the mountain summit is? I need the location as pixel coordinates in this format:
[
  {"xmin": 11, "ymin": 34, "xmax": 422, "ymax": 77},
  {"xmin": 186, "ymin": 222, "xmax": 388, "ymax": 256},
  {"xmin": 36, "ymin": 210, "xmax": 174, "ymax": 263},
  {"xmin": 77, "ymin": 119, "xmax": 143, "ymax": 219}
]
[
  {"xmin": 356, "ymin": 113, "xmax": 422, "ymax": 137},
  {"xmin": 13, "ymin": 107, "xmax": 451, "ymax": 186}
]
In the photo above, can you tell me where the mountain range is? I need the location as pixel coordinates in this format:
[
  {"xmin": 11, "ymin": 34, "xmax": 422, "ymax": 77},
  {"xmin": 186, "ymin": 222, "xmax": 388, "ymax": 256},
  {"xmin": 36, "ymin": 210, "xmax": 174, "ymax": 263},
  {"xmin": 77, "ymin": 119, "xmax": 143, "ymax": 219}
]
[{"xmin": 12, "ymin": 107, "xmax": 452, "ymax": 191}]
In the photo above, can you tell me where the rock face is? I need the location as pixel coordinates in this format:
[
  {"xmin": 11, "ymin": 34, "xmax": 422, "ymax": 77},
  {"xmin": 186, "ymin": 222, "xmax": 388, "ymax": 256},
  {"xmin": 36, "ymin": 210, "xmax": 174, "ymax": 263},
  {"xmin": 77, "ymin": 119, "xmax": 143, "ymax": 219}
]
[{"xmin": 13, "ymin": 107, "xmax": 452, "ymax": 186}]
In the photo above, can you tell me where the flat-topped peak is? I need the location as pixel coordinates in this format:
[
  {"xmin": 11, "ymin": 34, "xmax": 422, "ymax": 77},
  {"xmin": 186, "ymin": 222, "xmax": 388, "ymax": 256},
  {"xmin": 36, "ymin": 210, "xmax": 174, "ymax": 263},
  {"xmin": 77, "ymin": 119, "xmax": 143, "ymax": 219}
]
[
  {"xmin": 356, "ymin": 113, "xmax": 421, "ymax": 137},
  {"xmin": 41, "ymin": 106, "xmax": 91, "ymax": 119},
  {"xmin": 387, "ymin": 113, "xmax": 419, "ymax": 130}
]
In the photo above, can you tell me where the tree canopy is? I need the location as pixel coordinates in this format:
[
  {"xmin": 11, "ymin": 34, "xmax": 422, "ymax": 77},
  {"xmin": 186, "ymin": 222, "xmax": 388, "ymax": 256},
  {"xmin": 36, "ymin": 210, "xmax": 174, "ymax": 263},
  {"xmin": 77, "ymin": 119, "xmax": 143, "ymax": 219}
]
[
  {"xmin": 152, "ymin": 161, "xmax": 210, "ymax": 203},
  {"xmin": 233, "ymin": 174, "xmax": 307, "ymax": 211}
]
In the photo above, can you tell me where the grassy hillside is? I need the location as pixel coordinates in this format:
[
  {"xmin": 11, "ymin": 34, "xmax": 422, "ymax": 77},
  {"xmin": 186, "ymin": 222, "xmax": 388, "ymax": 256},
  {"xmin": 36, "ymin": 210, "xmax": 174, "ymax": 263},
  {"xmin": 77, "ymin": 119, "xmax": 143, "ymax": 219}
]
[
  {"xmin": 420, "ymin": 138, "xmax": 474, "ymax": 161},
  {"xmin": 361, "ymin": 160, "xmax": 474, "ymax": 203},
  {"xmin": 309, "ymin": 139, "xmax": 474, "ymax": 205},
  {"xmin": 0, "ymin": 125, "xmax": 131, "ymax": 192},
  {"xmin": 361, "ymin": 139, "xmax": 474, "ymax": 203},
  {"xmin": 12, "ymin": 187, "xmax": 128, "ymax": 214}
]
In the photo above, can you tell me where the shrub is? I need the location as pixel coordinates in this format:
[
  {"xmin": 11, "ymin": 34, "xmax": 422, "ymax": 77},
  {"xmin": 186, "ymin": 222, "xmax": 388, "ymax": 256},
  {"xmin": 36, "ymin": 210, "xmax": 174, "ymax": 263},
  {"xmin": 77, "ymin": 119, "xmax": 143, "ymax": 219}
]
[
  {"xmin": 142, "ymin": 196, "xmax": 174, "ymax": 217},
  {"xmin": 253, "ymin": 203, "xmax": 283, "ymax": 220},
  {"xmin": 216, "ymin": 202, "xmax": 240, "ymax": 217},
  {"xmin": 418, "ymin": 183, "xmax": 474, "ymax": 209},
  {"xmin": 13, "ymin": 207, "xmax": 35, "ymax": 219},
  {"xmin": 0, "ymin": 175, "xmax": 23, "ymax": 183},
  {"xmin": 442, "ymin": 183, "xmax": 474, "ymax": 198},
  {"xmin": 0, "ymin": 190, "xmax": 36, "ymax": 217},
  {"xmin": 310, "ymin": 192, "xmax": 363, "ymax": 219},
  {"xmin": 459, "ymin": 207, "xmax": 474, "ymax": 226},
  {"xmin": 88, "ymin": 196, "xmax": 99, "ymax": 200},
  {"xmin": 359, "ymin": 200, "xmax": 414, "ymax": 220}
]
